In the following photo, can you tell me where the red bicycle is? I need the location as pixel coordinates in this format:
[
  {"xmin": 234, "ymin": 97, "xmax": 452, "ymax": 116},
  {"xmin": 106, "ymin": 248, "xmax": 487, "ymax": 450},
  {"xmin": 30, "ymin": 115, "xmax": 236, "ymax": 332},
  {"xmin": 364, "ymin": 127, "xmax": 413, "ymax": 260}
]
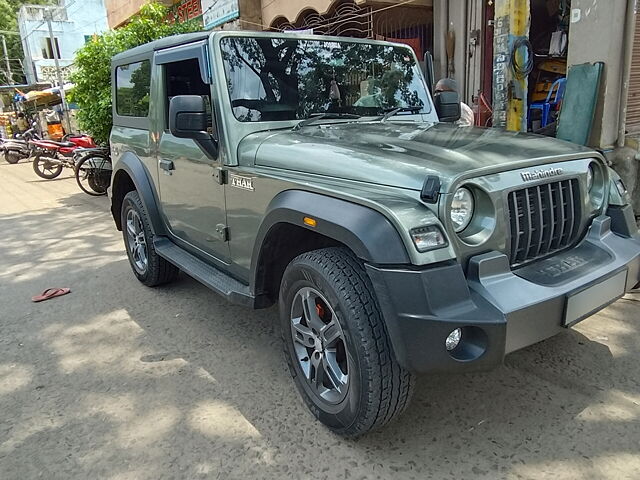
[{"xmin": 30, "ymin": 135, "xmax": 96, "ymax": 179}]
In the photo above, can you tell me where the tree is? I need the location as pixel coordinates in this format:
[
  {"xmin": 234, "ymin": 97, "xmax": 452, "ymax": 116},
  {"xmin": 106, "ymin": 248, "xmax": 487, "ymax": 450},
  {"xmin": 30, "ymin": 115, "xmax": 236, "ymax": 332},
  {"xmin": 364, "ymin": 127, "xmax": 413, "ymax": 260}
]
[
  {"xmin": 0, "ymin": 0, "xmax": 54, "ymax": 84},
  {"xmin": 68, "ymin": 2, "xmax": 199, "ymax": 144}
]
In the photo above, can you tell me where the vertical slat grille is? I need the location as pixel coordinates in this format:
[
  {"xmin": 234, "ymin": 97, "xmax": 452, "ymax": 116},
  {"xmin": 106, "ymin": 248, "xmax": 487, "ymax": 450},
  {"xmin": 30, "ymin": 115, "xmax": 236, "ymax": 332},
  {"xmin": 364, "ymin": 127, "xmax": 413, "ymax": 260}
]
[{"xmin": 508, "ymin": 179, "xmax": 581, "ymax": 267}]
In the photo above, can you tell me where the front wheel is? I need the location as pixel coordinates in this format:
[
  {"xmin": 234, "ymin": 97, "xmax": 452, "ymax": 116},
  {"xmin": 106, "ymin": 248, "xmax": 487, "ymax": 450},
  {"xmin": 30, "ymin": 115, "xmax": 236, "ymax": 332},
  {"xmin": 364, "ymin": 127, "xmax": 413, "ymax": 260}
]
[
  {"xmin": 32, "ymin": 154, "xmax": 63, "ymax": 179},
  {"xmin": 279, "ymin": 247, "xmax": 415, "ymax": 437}
]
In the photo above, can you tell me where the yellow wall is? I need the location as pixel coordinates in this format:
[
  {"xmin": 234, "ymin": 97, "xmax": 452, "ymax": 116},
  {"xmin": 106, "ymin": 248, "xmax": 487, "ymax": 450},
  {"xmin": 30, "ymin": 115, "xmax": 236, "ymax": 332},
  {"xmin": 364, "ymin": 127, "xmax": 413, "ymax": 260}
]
[{"xmin": 105, "ymin": 0, "xmax": 174, "ymax": 28}]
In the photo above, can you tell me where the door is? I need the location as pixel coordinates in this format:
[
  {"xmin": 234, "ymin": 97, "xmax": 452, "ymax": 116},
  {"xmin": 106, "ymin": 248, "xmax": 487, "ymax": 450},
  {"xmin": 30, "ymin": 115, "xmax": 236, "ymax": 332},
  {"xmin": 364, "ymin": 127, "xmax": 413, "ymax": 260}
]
[{"xmin": 155, "ymin": 54, "xmax": 229, "ymax": 261}]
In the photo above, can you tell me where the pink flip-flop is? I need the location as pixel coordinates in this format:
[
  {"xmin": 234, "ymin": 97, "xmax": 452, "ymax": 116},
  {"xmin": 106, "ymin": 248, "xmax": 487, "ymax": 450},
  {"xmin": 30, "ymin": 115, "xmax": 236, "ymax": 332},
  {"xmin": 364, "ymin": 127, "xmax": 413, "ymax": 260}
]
[{"xmin": 31, "ymin": 287, "xmax": 71, "ymax": 302}]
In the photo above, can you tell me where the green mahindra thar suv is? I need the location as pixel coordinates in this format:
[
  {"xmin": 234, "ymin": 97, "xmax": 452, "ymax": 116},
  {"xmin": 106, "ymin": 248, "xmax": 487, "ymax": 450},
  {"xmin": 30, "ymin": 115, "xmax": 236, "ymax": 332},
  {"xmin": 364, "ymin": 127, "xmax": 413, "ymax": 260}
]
[{"xmin": 109, "ymin": 31, "xmax": 640, "ymax": 436}]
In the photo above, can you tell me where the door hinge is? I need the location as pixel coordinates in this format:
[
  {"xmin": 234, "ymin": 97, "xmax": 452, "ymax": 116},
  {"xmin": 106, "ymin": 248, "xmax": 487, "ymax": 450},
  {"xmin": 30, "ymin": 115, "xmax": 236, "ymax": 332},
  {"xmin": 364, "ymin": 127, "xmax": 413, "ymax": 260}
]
[
  {"xmin": 215, "ymin": 223, "xmax": 229, "ymax": 242},
  {"xmin": 213, "ymin": 167, "xmax": 227, "ymax": 185}
]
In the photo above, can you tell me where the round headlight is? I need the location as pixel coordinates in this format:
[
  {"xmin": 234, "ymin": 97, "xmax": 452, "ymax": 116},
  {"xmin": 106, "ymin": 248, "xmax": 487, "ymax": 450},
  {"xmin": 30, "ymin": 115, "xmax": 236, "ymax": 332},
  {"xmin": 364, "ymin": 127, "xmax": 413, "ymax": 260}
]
[
  {"xmin": 587, "ymin": 165, "xmax": 594, "ymax": 191},
  {"xmin": 451, "ymin": 187, "xmax": 474, "ymax": 233}
]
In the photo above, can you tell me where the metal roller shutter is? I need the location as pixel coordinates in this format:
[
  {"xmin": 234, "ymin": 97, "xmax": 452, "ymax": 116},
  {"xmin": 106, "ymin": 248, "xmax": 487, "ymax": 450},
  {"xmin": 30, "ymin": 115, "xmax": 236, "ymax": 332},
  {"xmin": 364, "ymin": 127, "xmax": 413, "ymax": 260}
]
[{"xmin": 626, "ymin": 12, "xmax": 640, "ymax": 134}]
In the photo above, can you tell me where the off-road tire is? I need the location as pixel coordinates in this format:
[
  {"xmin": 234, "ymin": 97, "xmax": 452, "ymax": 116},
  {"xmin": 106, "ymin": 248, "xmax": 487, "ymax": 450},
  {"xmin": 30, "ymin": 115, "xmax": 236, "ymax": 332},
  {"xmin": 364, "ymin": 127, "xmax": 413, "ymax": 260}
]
[
  {"xmin": 32, "ymin": 154, "xmax": 63, "ymax": 179},
  {"xmin": 121, "ymin": 190, "xmax": 179, "ymax": 286},
  {"xmin": 279, "ymin": 247, "xmax": 415, "ymax": 437},
  {"xmin": 4, "ymin": 150, "xmax": 21, "ymax": 164}
]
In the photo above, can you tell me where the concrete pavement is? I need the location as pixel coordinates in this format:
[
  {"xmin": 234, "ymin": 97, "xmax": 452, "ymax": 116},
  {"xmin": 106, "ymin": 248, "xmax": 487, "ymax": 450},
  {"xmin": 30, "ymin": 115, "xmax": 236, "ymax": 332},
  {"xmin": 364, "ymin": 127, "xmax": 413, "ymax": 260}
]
[{"xmin": 0, "ymin": 160, "xmax": 639, "ymax": 479}]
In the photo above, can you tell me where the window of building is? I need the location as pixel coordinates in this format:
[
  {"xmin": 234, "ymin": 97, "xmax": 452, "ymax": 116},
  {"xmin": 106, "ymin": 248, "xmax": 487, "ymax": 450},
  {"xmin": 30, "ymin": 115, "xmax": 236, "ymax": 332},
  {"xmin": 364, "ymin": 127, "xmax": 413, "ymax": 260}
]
[
  {"xmin": 116, "ymin": 60, "xmax": 151, "ymax": 117},
  {"xmin": 41, "ymin": 37, "xmax": 61, "ymax": 59}
]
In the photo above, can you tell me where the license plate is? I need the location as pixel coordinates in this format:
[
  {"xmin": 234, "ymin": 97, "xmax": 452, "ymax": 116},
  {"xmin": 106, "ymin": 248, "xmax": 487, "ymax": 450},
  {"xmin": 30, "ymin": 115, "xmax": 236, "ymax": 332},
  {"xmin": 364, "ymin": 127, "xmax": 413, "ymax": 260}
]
[{"xmin": 563, "ymin": 270, "xmax": 627, "ymax": 327}]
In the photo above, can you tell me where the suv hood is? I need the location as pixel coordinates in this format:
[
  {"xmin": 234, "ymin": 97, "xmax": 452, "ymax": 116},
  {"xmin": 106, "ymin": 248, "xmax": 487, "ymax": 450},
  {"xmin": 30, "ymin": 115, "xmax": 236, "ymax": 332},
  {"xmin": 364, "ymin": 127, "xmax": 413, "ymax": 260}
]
[{"xmin": 250, "ymin": 122, "xmax": 594, "ymax": 191}]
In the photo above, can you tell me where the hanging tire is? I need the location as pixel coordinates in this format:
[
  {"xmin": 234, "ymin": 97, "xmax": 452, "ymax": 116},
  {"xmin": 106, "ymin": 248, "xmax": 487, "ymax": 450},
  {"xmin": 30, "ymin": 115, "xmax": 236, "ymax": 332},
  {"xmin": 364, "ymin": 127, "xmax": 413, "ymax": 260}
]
[
  {"xmin": 32, "ymin": 154, "xmax": 63, "ymax": 179},
  {"xmin": 121, "ymin": 190, "xmax": 179, "ymax": 286},
  {"xmin": 4, "ymin": 150, "xmax": 22, "ymax": 164},
  {"xmin": 75, "ymin": 156, "xmax": 111, "ymax": 196},
  {"xmin": 279, "ymin": 247, "xmax": 415, "ymax": 437}
]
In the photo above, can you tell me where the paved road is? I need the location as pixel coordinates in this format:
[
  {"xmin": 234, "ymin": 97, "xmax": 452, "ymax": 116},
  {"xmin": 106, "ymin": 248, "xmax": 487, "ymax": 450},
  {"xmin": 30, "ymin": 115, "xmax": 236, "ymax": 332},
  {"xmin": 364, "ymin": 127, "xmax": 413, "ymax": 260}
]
[{"xmin": 0, "ymin": 160, "xmax": 639, "ymax": 480}]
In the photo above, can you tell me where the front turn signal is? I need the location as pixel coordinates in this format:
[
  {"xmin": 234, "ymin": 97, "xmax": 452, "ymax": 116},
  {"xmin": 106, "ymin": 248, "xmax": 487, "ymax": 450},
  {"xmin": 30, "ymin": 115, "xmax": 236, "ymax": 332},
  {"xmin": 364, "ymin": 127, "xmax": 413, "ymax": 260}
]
[{"xmin": 410, "ymin": 225, "xmax": 448, "ymax": 252}]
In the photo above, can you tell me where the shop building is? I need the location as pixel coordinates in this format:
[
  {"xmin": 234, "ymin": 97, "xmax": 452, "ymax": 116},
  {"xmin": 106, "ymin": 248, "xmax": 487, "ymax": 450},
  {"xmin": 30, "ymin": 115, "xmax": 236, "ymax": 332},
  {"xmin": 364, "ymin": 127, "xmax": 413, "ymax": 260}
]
[
  {"xmin": 18, "ymin": 1, "xmax": 108, "ymax": 84},
  {"xmin": 264, "ymin": 0, "xmax": 433, "ymax": 63},
  {"xmin": 432, "ymin": 0, "xmax": 639, "ymax": 213}
]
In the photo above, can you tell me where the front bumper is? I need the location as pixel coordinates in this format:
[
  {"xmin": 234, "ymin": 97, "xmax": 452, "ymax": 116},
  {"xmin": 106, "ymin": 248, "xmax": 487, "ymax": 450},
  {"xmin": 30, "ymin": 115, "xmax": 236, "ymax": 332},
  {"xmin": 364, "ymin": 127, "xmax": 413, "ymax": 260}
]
[{"xmin": 367, "ymin": 213, "xmax": 640, "ymax": 374}]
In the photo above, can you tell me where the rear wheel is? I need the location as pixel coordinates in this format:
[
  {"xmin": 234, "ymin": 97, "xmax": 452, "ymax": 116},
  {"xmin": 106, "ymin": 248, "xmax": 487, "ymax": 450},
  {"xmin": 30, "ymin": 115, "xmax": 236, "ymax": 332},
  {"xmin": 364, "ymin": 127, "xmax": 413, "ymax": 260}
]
[
  {"xmin": 75, "ymin": 155, "xmax": 111, "ymax": 196},
  {"xmin": 121, "ymin": 190, "xmax": 178, "ymax": 286},
  {"xmin": 4, "ymin": 150, "xmax": 22, "ymax": 164},
  {"xmin": 279, "ymin": 247, "xmax": 415, "ymax": 437},
  {"xmin": 32, "ymin": 154, "xmax": 62, "ymax": 179}
]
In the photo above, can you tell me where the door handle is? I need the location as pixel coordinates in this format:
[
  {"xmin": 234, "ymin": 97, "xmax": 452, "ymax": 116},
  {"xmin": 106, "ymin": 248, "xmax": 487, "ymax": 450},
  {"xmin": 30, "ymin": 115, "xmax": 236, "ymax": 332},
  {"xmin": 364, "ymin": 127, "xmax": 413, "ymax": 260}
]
[{"xmin": 159, "ymin": 159, "xmax": 174, "ymax": 172}]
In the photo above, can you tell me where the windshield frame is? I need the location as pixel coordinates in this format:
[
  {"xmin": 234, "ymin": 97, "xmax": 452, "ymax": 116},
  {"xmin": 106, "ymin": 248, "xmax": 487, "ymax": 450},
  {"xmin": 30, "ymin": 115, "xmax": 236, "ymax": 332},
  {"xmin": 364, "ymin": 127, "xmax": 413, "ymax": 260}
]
[
  {"xmin": 209, "ymin": 31, "xmax": 439, "ymax": 167},
  {"xmin": 216, "ymin": 32, "xmax": 436, "ymax": 125}
]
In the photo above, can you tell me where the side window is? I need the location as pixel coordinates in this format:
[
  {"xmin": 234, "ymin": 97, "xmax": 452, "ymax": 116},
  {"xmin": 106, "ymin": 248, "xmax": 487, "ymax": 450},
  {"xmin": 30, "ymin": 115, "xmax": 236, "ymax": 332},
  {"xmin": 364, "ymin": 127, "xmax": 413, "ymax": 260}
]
[
  {"xmin": 164, "ymin": 58, "xmax": 212, "ymax": 130},
  {"xmin": 116, "ymin": 60, "xmax": 151, "ymax": 117}
]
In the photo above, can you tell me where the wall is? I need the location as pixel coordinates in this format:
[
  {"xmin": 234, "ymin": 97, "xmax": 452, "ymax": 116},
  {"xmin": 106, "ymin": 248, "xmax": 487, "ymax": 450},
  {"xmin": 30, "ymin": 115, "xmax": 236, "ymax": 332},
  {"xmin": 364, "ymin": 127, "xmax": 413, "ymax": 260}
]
[
  {"xmin": 567, "ymin": 0, "xmax": 628, "ymax": 149},
  {"xmin": 105, "ymin": 0, "xmax": 173, "ymax": 28},
  {"xmin": 262, "ymin": 0, "xmax": 332, "ymax": 27},
  {"xmin": 18, "ymin": 1, "xmax": 108, "ymax": 84},
  {"xmin": 262, "ymin": 0, "xmax": 432, "ymax": 30}
]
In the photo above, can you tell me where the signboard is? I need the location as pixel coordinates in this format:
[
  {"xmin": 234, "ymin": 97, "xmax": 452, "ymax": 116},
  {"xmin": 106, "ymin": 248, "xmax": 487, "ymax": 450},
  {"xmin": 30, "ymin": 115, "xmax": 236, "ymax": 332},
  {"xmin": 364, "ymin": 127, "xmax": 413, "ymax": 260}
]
[
  {"xmin": 492, "ymin": 14, "xmax": 509, "ymax": 128},
  {"xmin": 492, "ymin": 0, "xmax": 530, "ymax": 132},
  {"xmin": 170, "ymin": 0, "xmax": 203, "ymax": 24},
  {"xmin": 201, "ymin": 0, "xmax": 239, "ymax": 29}
]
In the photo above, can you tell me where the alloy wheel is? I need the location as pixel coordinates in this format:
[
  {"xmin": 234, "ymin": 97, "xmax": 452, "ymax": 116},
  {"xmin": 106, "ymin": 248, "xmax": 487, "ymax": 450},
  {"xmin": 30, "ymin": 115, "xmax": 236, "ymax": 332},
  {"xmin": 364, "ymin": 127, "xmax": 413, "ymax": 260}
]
[
  {"xmin": 290, "ymin": 287, "xmax": 349, "ymax": 404},
  {"xmin": 126, "ymin": 209, "xmax": 148, "ymax": 273}
]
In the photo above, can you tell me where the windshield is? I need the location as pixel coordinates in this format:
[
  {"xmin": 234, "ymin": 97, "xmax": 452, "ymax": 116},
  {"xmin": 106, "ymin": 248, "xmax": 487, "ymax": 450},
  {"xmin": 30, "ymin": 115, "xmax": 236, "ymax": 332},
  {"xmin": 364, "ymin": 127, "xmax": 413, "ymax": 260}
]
[{"xmin": 220, "ymin": 36, "xmax": 432, "ymax": 122}]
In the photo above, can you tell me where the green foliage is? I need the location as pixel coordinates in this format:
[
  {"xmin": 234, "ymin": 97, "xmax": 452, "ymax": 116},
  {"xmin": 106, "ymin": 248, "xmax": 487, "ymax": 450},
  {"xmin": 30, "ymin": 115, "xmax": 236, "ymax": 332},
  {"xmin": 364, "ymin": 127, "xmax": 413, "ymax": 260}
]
[
  {"xmin": 0, "ymin": 0, "xmax": 54, "ymax": 84},
  {"xmin": 68, "ymin": 2, "xmax": 200, "ymax": 144}
]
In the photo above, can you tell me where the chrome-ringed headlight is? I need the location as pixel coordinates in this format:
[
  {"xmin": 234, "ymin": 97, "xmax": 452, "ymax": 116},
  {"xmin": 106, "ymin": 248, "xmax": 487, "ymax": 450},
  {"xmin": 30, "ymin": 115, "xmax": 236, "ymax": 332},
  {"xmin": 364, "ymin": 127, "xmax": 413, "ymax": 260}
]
[
  {"xmin": 451, "ymin": 187, "xmax": 474, "ymax": 233},
  {"xmin": 587, "ymin": 161, "xmax": 606, "ymax": 209},
  {"xmin": 587, "ymin": 164, "xmax": 594, "ymax": 191}
]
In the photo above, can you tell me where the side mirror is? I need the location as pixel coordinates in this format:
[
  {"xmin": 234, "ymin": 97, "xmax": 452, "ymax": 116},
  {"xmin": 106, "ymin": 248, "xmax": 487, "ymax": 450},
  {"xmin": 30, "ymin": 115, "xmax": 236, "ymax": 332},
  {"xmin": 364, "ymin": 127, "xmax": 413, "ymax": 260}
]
[
  {"xmin": 433, "ymin": 91, "xmax": 461, "ymax": 123},
  {"xmin": 169, "ymin": 95, "xmax": 210, "ymax": 139},
  {"xmin": 169, "ymin": 95, "xmax": 218, "ymax": 157}
]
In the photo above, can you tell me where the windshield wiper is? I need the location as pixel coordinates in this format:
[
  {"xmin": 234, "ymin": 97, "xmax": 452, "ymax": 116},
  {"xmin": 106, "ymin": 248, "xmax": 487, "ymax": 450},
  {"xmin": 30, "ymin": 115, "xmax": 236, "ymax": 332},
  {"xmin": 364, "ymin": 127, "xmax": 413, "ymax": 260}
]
[
  {"xmin": 379, "ymin": 106, "xmax": 424, "ymax": 122},
  {"xmin": 293, "ymin": 112, "xmax": 361, "ymax": 131}
]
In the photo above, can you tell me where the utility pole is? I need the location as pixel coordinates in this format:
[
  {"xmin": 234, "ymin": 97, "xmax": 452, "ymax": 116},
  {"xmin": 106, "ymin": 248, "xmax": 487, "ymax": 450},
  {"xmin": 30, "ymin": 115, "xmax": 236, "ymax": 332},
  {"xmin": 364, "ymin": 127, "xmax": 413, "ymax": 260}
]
[
  {"xmin": 1, "ymin": 35, "xmax": 13, "ymax": 84},
  {"xmin": 44, "ymin": 7, "xmax": 72, "ymax": 134}
]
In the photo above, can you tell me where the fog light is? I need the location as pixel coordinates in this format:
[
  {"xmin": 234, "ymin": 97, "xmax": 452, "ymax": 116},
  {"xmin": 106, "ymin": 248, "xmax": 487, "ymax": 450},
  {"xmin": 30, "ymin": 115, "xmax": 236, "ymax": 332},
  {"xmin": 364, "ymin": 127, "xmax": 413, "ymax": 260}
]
[{"xmin": 445, "ymin": 328, "xmax": 462, "ymax": 351}]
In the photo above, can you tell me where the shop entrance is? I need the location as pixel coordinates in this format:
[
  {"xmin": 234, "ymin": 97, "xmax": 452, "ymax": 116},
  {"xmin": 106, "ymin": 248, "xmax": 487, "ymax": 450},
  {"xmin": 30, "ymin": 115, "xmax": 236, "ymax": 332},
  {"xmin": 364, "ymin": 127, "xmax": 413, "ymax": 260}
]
[{"xmin": 527, "ymin": 0, "xmax": 571, "ymax": 133}]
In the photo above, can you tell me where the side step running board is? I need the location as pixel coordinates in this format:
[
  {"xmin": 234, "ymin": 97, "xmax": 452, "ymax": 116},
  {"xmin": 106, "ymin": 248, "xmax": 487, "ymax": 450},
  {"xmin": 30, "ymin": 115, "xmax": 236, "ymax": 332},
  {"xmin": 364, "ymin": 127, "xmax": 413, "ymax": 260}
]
[{"xmin": 153, "ymin": 237, "xmax": 254, "ymax": 307}]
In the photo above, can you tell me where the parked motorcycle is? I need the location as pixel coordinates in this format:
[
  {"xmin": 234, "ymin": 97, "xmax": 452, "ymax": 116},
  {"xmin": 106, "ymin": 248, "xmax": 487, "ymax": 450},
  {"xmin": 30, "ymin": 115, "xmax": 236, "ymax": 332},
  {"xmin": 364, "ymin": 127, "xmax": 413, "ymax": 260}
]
[
  {"xmin": 2, "ymin": 127, "xmax": 41, "ymax": 164},
  {"xmin": 74, "ymin": 146, "xmax": 112, "ymax": 196},
  {"xmin": 30, "ymin": 134, "xmax": 96, "ymax": 179}
]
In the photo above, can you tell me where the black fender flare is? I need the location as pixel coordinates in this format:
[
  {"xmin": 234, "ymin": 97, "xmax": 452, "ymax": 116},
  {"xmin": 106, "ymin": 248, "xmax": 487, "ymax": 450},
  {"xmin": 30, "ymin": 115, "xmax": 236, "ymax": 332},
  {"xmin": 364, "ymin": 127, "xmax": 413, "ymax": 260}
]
[
  {"xmin": 251, "ymin": 190, "xmax": 410, "ymax": 278},
  {"xmin": 111, "ymin": 152, "xmax": 166, "ymax": 235}
]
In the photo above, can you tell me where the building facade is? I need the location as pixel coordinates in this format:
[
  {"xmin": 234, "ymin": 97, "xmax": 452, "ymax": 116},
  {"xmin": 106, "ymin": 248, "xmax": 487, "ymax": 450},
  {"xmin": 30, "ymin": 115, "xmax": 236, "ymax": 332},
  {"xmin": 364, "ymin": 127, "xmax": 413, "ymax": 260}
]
[
  {"xmin": 18, "ymin": 0, "xmax": 109, "ymax": 84},
  {"xmin": 105, "ymin": 0, "xmax": 261, "ymax": 31}
]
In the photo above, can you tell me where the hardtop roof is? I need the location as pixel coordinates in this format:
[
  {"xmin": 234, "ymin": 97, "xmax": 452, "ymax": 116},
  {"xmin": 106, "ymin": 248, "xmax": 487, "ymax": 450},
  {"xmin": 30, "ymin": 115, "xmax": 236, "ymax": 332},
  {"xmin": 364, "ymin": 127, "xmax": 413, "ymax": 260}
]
[
  {"xmin": 112, "ymin": 31, "xmax": 211, "ymax": 63},
  {"xmin": 111, "ymin": 30, "xmax": 419, "ymax": 65}
]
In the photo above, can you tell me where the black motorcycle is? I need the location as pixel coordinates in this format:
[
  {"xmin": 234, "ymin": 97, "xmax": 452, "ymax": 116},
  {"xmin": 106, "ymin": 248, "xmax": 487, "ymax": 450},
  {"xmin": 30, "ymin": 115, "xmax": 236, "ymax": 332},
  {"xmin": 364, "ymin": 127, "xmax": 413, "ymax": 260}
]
[{"xmin": 2, "ymin": 127, "xmax": 40, "ymax": 164}]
